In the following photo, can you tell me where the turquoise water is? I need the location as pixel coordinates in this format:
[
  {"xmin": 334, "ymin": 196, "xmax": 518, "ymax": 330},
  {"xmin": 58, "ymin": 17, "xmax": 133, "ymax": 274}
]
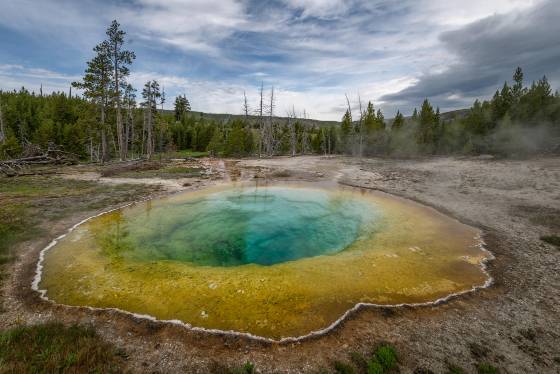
[{"xmin": 95, "ymin": 186, "xmax": 380, "ymax": 266}]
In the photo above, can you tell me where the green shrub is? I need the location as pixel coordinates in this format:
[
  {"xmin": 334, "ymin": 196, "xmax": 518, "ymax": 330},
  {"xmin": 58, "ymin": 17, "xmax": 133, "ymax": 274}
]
[
  {"xmin": 477, "ymin": 362, "xmax": 498, "ymax": 374},
  {"xmin": 367, "ymin": 360, "xmax": 384, "ymax": 374},
  {"xmin": 375, "ymin": 344, "xmax": 398, "ymax": 371}
]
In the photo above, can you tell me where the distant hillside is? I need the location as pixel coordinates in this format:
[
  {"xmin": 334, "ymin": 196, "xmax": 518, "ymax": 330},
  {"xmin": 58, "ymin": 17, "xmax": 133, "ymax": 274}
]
[
  {"xmin": 159, "ymin": 109, "xmax": 339, "ymax": 128},
  {"xmin": 160, "ymin": 108, "xmax": 470, "ymax": 128}
]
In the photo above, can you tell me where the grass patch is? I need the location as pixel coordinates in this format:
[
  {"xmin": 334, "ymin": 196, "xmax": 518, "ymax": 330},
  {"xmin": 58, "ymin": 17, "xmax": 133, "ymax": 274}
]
[
  {"xmin": 334, "ymin": 360, "xmax": 356, "ymax": 374},
  {"xmin": 107, "ymin": 163, "xmax": 205, "ymax": 179},
  {"xmin": 0, "ymin": 323, "xmax": 125, "ymax": 373},
  {"xmin": 374, "ymin": 344, "xmax": 398, "ymax": 371},
  {"xmin": 350, "ymin": 351, "xmax": 368, "ymax": 370},
  {"xmin": 161, "ymin": 149, "xmax": 208, "ymax": 159},
  {"xmin": 447, "ymin": 364, "xmax": 465, "ymax": 374},
  {"xmin": 334, "ymin": 343, "xmax": 399, "ymax": 374},
  {"xmin": 0, "ymin": 203, "xmax": 39, "ymax": 260},
  {"xmin": 229, "ymin": 362, "xmax": 255, "ymax": 374},
  {"xmin": 367, "ymin": 360, "xmax": 385, "ymax": 374},
  {"xmin": 477, "ymin": 363, "xmax": 498, "ymax": 374},
  {"xmin": 540, "ymin": 235, "xmax": 560, "ymax": 247}
]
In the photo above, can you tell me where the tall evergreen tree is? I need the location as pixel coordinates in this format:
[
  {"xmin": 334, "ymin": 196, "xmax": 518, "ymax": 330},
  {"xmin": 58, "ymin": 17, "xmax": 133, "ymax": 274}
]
[
  {"xmin": 512, "ymin": 66, "xmax": 524, "ymax": 102},
  {"xmin": 72, "ymin": 41, "xmax": 113, "ymax": 162},
  {"xmin": 417, "ymin": 99, "xmax": 439, "ymax": 152},
  {"xmin": 105, "ymin": 20, "xmax": 135, "ymax": 160},
  {"xmin": 174, "ymin": 95, "xmax": 191, "ymax": 121},
  {"xmin": 392, "ymin": 110, "xmax": 404, "ymax": 131}
]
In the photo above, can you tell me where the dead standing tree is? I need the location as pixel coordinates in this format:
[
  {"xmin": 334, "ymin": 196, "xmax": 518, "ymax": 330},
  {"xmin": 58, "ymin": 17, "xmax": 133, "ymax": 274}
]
[
  {"xmin": 242, "ymin": 90, "xmax": 250, "ymax": 119},
  {"xmin": 301, "ymin": 109, "xmax": 311, "ymax": 154},
  {"xmin": 264, "ymin": 86, "xmax": 277, "ymax": 156},
  {"xmin": 257, "ymin": 82, "xmax": 265, "ymax": 157},
  {"xmin": 357, "ymin": 94, "xmax": 364, "ymax": 157},
  {"xmin": 287, "ymin": 105, "xmax": 297, "ymax": 157}
]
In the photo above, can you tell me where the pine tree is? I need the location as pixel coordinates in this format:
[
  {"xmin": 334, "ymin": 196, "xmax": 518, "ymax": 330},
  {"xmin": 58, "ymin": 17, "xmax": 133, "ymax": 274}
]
[
  {"xmin": 392, "ymin": 110, "xmax": 404, "ymax": 131},
  {"xmin": 512, "ymin": 67, "xmax": 524, "ymax": 102},
  {"xmin": 376, "ymin": 109, "xmax": 385, "ymax": 129},
  {"xmin": 417, "ymin": 99, "xmax": 438, "ymax": 152},
  {"xmin": 341, "ymin": 109, "xmax": 352, "ymax": 136},
  {"xmin": 411, "ymin": 108, "xmax": 418, "ymax": 122},
  {"xmin": 105, "ymin": 20, "xmax": 135, "ymax": 160},
  {"xmin": 174, "ymin": 95, "xmax": 191, "ymax": 121},
  {"xmin": 72, "ymin": 41, "xmax": 113, "ymax": 162},
  {"xmin": 363, "ymin": 102, "xmax": 379, "ymax": 133}
]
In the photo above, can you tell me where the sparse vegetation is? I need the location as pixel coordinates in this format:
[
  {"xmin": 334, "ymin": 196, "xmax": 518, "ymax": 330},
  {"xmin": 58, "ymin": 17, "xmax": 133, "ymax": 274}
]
[
  {"xmin": 329, "ymin": 344, "xmax": 399, "ymax": 374},
  {"xmin": 334, "ymin": 360, "xmax": 356, "ymax": 374},
  {"xmin": 373, "ymin": 344, "xmax": 398, "ymax": 372},
  {"xmin": 477, "ymin": 362, "xmax": 498, "ymax": 374},
  {"xmin": 447, "ymin": 364, "xmax": 465, "ymax": 374},
  {"xmin": 230, "ymin": 361, "xmax": 255, "ymax": 374},
  {"xmin": 0, "ymin": 323, "xmax": 126, "ymax": 373},
  {"xmin": 540, "ymin": 235, "xmax": 560, "ymax": 247},
  {"xmin": 350, "ymin": 351, "xmax": 368, "ymax": 370},
  {"xmin": 367, "ymin": 360, "xmax": 385, "ymax": 374}
]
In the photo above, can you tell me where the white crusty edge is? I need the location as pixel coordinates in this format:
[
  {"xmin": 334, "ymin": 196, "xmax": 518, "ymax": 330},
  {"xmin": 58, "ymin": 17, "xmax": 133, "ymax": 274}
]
[{"xmin": 32, "ymin": 194, "xmax": 495, "ymax": 344}]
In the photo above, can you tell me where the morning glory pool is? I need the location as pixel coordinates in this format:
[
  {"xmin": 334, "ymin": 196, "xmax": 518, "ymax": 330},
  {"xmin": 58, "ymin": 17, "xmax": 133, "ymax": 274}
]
[{"xmin": 37, "ymin": 183, "xmax": 491, "ymax": 339}]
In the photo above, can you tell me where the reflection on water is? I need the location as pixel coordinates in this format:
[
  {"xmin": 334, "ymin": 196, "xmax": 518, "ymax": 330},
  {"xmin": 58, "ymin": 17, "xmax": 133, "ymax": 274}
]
[{"xmin": 39, "ymin": 182, "xmax": 490, "ymax": 339}]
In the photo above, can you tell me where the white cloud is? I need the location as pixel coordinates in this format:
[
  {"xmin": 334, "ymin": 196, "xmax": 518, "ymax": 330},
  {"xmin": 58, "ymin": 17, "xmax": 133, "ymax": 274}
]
[
  {"xmin": 282, "ymin": 0, "xmax": 349, "ymax": 19},
  {"xmin": 0, "ymin": 65, "xmax": 77, "ymax": 93},
  {"xmin": 122, "ymin": 0, "xmax": 248, "ymax": 54}
]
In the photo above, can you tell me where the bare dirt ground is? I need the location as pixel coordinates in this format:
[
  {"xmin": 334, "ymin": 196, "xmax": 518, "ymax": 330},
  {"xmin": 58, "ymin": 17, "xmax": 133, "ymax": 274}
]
[{"xmin": 1, "ymin": 155, "xmax": 559, "ymax": 373}]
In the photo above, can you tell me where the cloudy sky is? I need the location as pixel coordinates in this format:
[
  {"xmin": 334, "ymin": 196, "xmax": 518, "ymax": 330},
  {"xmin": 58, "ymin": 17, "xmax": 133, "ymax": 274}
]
[{"xmin": 1, "ymin": 0, "xmax": 559, "ymax": 120}]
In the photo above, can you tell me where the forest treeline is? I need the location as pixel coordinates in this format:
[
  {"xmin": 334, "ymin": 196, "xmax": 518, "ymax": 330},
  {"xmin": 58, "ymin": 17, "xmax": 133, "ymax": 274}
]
[{"xmin": 1, "ymin": 21, "xmax": 559, "ymax": 161}]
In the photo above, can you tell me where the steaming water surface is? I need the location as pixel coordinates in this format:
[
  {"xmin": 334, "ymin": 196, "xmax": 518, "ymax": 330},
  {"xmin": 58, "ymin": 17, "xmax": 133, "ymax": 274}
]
[{"xmin": 39, "ymin": 183, "xmax": 491, "ymax": 339}]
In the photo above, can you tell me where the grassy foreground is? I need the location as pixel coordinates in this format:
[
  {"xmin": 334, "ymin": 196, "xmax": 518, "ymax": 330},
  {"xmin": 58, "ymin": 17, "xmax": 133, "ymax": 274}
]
[{"xmin": 0, "ymin": 323, "xmax": 126, "ymax": 373}]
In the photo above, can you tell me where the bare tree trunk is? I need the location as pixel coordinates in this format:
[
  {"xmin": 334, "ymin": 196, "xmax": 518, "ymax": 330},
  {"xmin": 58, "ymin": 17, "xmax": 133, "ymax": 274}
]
[
  {"xmin": 147, "ymin": 111, "xmax": 153, "ymax": 160},
  {"xmin": 100, "ymin": 104, "xmax": 108, "ymax": 163},
  {"xmin": 146, "ymin": 93, "xmax": 154, "ymax": 160},
  {"xmin": 265, "ymin": 86, "xmax": 275, "ymax": 156},
  {"xmin": 358, "ymin": 94, "xmax": 363, "ymax": 158},
  {"xmin": 0, "ymin": 96, "xmax": 6, "ymax": 145},
  {"xmin": 89, "ymin": 137, "xmax": 93, "ymax": 163},
  {"xmin": 243, "ymin": 91, "xmax": 249, "ymax": 119},
  {"xmin": 114, "ymin": 42, "xmax": 125, "ymax": 161},
  {"xmin": 288, "ymin": 106, "xmax": 297, "ymax": 157},
  {"xmin": 142, "ymin": 107, "xmax": 146, "ymax": 157},
  {"xmin": 345, "ymin": 93, "xmax": 353, "ymax": 155},
  {"xmin": 258, "ymin": 82, "xmax": 264, "ymax": 158}
]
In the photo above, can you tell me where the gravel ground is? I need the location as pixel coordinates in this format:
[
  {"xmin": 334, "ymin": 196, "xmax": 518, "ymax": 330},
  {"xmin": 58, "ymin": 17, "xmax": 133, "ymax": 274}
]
[{"xmin": 2, "ymin": 155, "xmax": 559, "ymax": 373}]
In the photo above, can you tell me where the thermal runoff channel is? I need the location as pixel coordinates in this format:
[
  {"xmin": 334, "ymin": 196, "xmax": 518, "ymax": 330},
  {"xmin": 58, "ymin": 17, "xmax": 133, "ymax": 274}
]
[{"xmin": 39, "ymin": 183, "xmax": 491, "ymax": 339}]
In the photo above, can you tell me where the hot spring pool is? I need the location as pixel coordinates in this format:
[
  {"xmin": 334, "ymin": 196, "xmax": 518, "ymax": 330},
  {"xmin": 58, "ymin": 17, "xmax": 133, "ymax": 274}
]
[{"xmin": 37, "ymin": 183, "xmax": 491, "ymax": 340}]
